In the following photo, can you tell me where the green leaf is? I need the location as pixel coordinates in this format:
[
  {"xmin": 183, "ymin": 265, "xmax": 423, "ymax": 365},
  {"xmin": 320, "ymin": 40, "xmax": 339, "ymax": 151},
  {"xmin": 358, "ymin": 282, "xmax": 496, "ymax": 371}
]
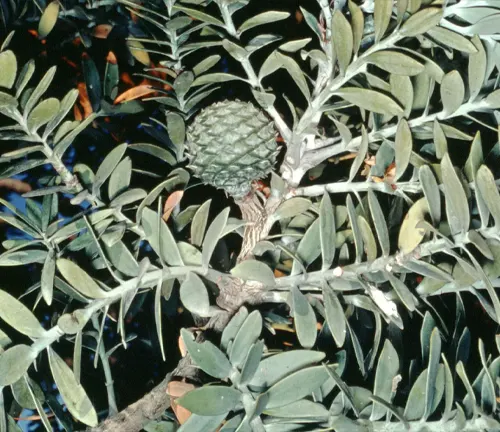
[
  {"xmin": 181, "ymin": 329, "xmax": 232, "ymax": 379},
  {"xmin": 166, "ymin": 112, "xmax": 185, "ymax": 157},
  {"xmin": 0, "ymin": 50, "xmax": 16, "ymax": 89},
  {"xmin": 468, "ymin": 36, "xmax": 486, "ymax": 102},
  {"xmin": 202, "ymin": 207, "xmax": 230, "ymax": 268},
  {"xmin": 262, "ymin": 366, "xmax": 330, "ymax": 409},
  {"xmin": 291, "ymin": 219, "xmax": 321, "ymax": 275},
  {"xmin": 290, "ymin": 286, "xmax": 317, "ymax": 349},
  {"xmin": 366, "ymin": 51, "xmax": 424, "ymax": 76},
  {"xmin": 336, "ymin": 87, "xmax": 403, "ymax": 116},
  {"xmin": 193, "ymin": 55, "xmax": 221, "ymax": 76},
  {"xmin": 433, "ymin": 120, "xmax": 447, "ymax": 160},
  {"xmin": 332, "ymin": 10, "xmax": 353, "ymax": 76},
  {"xmin": 358, "ymin": 216, "xmax": 377, "ymax": 261},
  {"xmin": 476, "ymin": 165, "xmax": 500, "ymax": 227},
  {"xmin": 56, "ymin": 259, "xmax": 109, "ymax": 299},
  {"xmin": 221, "ymin": 307, "xmax": 248, "ymax": 353},
  {"xmin": 0, "ymin": 289, "xmax": 46, "ymax": 337},
  {"xmin": 249, "ymin": 350, "xmax": 325, "ymax": 388},
  {"xmin": 279, "ymin": 38, "xmax": 311, "ymax": 53},
  {"xmin": 440, "ymin": 71, "xmax": 464, "ymax": 117},
  {"xmin": 319, "ymin": 192, "xmax": 335, "ymax": 271},
  {"xmin": 0, "ymin": 91, "xmax": 18, "ymax": 112},
  {"xmin": 54, "ymin": 114, "xmax": 97, "ymax": 158},
  {"xmin": 173, "ymin": 5, "xmax": 225, "ymax": 28},
  {"xmin": 110, "ymin": 188, "xmax": 147, "ymax": 208},
  {"xmin": 128, "ymin": 143, "xmax": 176, "ymax": 165},
  {"xmin": 11, "ymin": 375, "xmax": 45, "ymax": 409},
  {"xmin": 191, "ymin": 199, "xmax": 211, "ymax": 247},
  {"xmin": 0, "ymin": 249, "xmax": 47, "ymax": 266},
  {"xmin": 48, "ymin": 348, "xmax": 98, "ymax": 427},
  {"xmin": 371, "ymin": 340, "xmax": 399, "ymax": 420},
  {"xmin": 0, "ymin": 345, "xmax": 37, "ymax": 386},
  {"xmin": 419, "ymin": 165, "xmax": 441, "ymax": 226},
  {"xmin": 441, "ymin": 153, "xmax": 469, "ymax": 234},
  {"xmin": 404, "ymin": 366, "xmax": 445, "ymax": 421},
  {"xmin": 191, "ymin": 71, "xmax": 244, "ymax": 87},
  {"xmin": 259, "ymin": 51, "xmax": 282, "ymax": 81},
  {"xmin": 177, "ymin": 386, "xmax": 241, "ymax": 416},
  {"xmin": 179, "ymin": 272, "xmax": 210, "ymax": 317},
  {"xmin": 15, "ymin": 60, "xmax": 35, "ymax": 98},
  {"xmin": 300, "ymin": 7, "xmax": 322, "ymax": 40},
  {"xmin": 374, "ymin": 0, "xmax": 393, "ymax": 43},
  {"xmin": 178, "ymin": 413, "xmax": 226, "ymax": 432},
  {"xmin": 231, "ymin": 260, "xmax": 275, "ymax": 286},
  {"xmin": 400, "ymin": 7, "xmax": 443, "ymax": 37},
  {"xmin": 264, "ymin": 399, "xmax": 329, "ymax": 419},
  {"xmin": 404, "ymin": 259, "xmax": 453, "ymax": 282},
  {"xmin": 82, "ymin": 55, "xmax": 101, "ymax": 112},
  {"xmin": 230, "ymin": 310, "xmax": 262, "ymax": 369},
  {"xmin": 238, "ymin": 11, "xmax": 290, "ymax": 34},
  {"xmin": 38, "ymin": 1, "xmax": 60, "ymax": 38},
  {"xmin": 275, "ymin": 52, "xmax": 310, "ymax": 101},
  {"xmin": 347, "ymin": 195, "xmax": 363, "ymax": 263},
  {"xmin": 323, "ymin": 285, "xmax": 346, "ymax": 347},
  {"xmin": 92, "ymin": 143, "xmax": 127, "ymax": 196},
  {"xmin": 368, "ymin": 190, "xmax": 390, "ymax": 257}
]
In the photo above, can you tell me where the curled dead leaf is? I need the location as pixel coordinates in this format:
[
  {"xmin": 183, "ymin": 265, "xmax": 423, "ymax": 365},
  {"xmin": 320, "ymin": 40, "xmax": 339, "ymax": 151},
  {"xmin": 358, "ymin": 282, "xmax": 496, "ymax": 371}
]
[
  {"xmin": 93, "ymin": 24, "xmax": 113, "ymax": 39},
  {"xmin": 163, "ymin": 191, "xmax": 184, "ymax": 222},
  {"xmin": 167, "ymin": 381, "xmax": 195, "ymax": 425},
  {"xmin": 114, "ymin": 85, "xmax": 156, "ymax": 104}
]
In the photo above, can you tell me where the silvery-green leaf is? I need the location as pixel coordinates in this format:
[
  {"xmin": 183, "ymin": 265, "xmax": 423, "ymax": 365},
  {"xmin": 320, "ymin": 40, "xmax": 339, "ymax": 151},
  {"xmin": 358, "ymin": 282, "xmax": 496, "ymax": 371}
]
[
  {"xmin": 173, "ymin": 71, "xmax": 194, "ymax": 100},
  {"xmin": 347, "ymin": 195, "xmax": 363, "ymax": 263},
  {"xmin": 142, "ymin": 207, "xmax": 184, "ymax": 266},
  {"xmin": 464, "ymin": 131, "xmax": 483, "ymax": 182},
  {"xmin": 41, "ymin": 249, "xmax": 55, "ymax": 306},
  {"xmin": 110, "ymin": 188, "xmax": 147, "ymax": 207},
  {"xmin": 390, "ymin": 74, "xmax": 413, "ymax": 118},
  {"xmin": 290, "ymin": 286, "xmax": 317, "ymax": 349},
  {"xmin": 54, "ymin": 114, "xmax": 97, "ymax": 157},
  {"xmin": 441, "ymin": 354, "xmax": 454, "ymax": 421},
  {"xmin": 264, "ymin": 398, "xmax": 329, "ymax": 419},
  {"xmin": 259, "ymin": 51, "xmax": 282, "ymax": 82},
  {"xmin": 238, "ymin": 11, "xmax": 290, "ymax": 34},
  {"xmin": 394, "ymin": 118, "xmax": 412, "ymax": 181},
  {"xmin": 427, "ymin": 27, "xmax": 477, "ymax": 53},
  {"xmin": 367, "ymin": 51, "xmax": 424, "ymax": 76},
  {"xmin": 193, "ymin": 55, "xmax": 221, "ymax": 76},
  {"xmin": 178, "ymin": 413, "xmax": 226, "ymax": 432},
  {"xmin": 424, "ymin": 328, "xmax": 441, "ymax": 420},
  {"xmin": 291, "ymin": 219, "xmax": 321, "ymax": 275},
  {"xmin": 336, "ymin": 87, "xmax": 404, "ymax": 116},
  {"xmin": 404, "ymin": 259, "xmax": 453, "ymax": 282},
  {"xmin": 441, "ymin": 153, "xmax": 469, "ymax": 234},
  {"xmin": 11, "ymin": 375, "xmax": 45, "ymax": 409},
  {"xmin": 191, "ymin": 199, "xmax": 211, "ymax": 247},
  {"xmin": 0, "ymin": 345, "xmax": 37, "ymax": 386},
  {"xmin": 358, "ymin": 215, "xmax": 377, "ymax": 261},
  {"xmin": 440, "ymin": 71, "xmax": 464, "ymax": 117},
  {"xmin": 0, "ymin": 249, "xmax": 47, "ymax": 266},
  {"xmin": 456, "ymin": 361, "xmax": 477, "ymax": 418},
  {"xmin": 276, "ymin": 53, "xmax": 310, "ymax": 101},
  {"xmin": 348, "ymin": 0, "xmax": 364, "ymax": 54},
  {"xmin": 154, "ymin": 280, "xmax": 166, "ymax": 361},
  {"xmin": 349, "ymin": 125, "xmax": 368, "ymax": 182},
  {"xmin": 368, "ymin": 190, "xmax": 390, "ymax": 257},
  {"xmin": 478, "ymin": 339, "xmax": 496, "ymax": 413},
  {"xmin": 319, "ymin": 192, "xmax": 335, "ymax": 271},
  {"xmin": 374, "ymin": 0, "xmax": 393, "ymax": 43},
  {"xmin": 166, "ymin": 112, "xmax": 184, "ymax": 156},
  {"xmin": 476, "ymin": 165, "xmax": 500, "ymax": 227},
  {"xmin": 230, "ymin": 310, "xmax": 262, "ymax": 369},
  {"xmin": 323, "ymin": 285, "xmax": 346, "ymax": 347},
  {"xmin": 38, "ymin": 1, "xmax": 59, "ymax": 38},
  {"xmin": 332, "ymin": 10, "xmax": 353, "ymax": 76},
  {"xmin": 240, "ymin": 340, "xmax": 264, "ymax": 385},
  {"xmin": 180, "ymin": 272, "xmax": 210, "ymax": 317},
  {"xmin": 400, "ymin": 7, "xmax": 443, "ymax": 37},
  {"xmin": 279, "ymin": 38, "xmax": 311, "ymax": 53},
  {"xmin": 178, "ymin": 242, "xmax": 202, "ymax": 266},
  {"xmin": 0, "ymin": 50, "xmax": 16, "ymax": 89},
  {"xmin": 128, "ymin": 143, "xmax": 176, "ymax": 165},
  {"xmin": 108, "ymin": 157, "xmax": 132, "ymax": 201},
  {"xmin": 92, "ymin": 143, "xmax": 127, "ymax": 196},
  {"xmin": 300, "ymin": 7, "xmax": 322, "ymax": 40},
  {"xmin": 24, "ymin": 66, "xmax": 56, "ymax": 117},
  {"xmin": 0, "ymin": 289, "xmax": 45, "ymax": 337},
  {"xmin": 15, "ymin": 60, "xmax": 35, "ymax": 99},
  {"xmin": 181, "ymin": 329, "xmax": 232, "ymax": 379},
  {"xmin": 191, "ymin": 73, "xmax": 245, "ymax": 87},
  {"xmin": 468, "ymin": 36, "xmax": 486, "ymax": 102},
  {"xmin": 202, "ymin": 207, "xmax": 230, "ymax": 268},
  {"xmin": 172, "ymin": 5, "xmax": 225, "ymax": 27},
  {"xmin": 249, "ymin": 350, "xmax": 325, "ymax": 388},
  {"xmin": 262, "ymin": 365, "xmax": 329, "ymax": 409},
  {"xmin": 433, "ymin": 120, "xmax": 447, "ymax": 160},
  {"xmin": 273, "ymin": 197, "xmax": 311, "ymax": 222},
  {"xmin": 404, "ymin": 366, "xmax": 445, "ymax": 420},
  {"xmin": 48, "ymin": 348, "xmax": 98, "ymax": 427},
  {"xmin": 56, "ymin": 258, "xmax": 109, "ymax": 299},
  {"xmin": 177, "ymin": 386, "xmax": 241, "ymax": 416},
  {"xmin": 221, "ymin": 307, "xmax": 248, "ymax": 353},
  {"xmin": 418, "ymin": 165, "xmax": 441, "ymax": 226},
  {"xmin": 231, "ymin": 260, "xmax": 275, "ymax": 286},
  {"xmin": 371, "ymin": 339, "xmax": 399, "ymax": 420}
]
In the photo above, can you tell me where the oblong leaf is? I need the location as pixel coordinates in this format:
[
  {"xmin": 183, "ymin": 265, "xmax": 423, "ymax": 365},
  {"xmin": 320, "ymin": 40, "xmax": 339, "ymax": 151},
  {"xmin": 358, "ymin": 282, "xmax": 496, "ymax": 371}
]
[
  {"xmin": 179, "ymin": 272, "xmax": 210, "ymax": 317},
  {"xmin": 440, "ymin": 71, "xmax": 464, "ymax": 117},
  {"xmin": 0, "ymin": 290, "xmax": 46, "ymax": 337},
  {"xmin": 239, "ymin": 11, "xmax": 290, "ymax": 34},
  {"xmin": 177, "ymin": 386, "xmax": 241, "ymax": 416},
  {"xmin": 374, "ymin": 0, "xmax": 393, "ymax": 43},
  {"xmin": 38, "ymin": 1, "xmax": 59, "ymax": 38},
  {"xmin": 441, "ymin": 153, "xmax": 469, "ymax": 234},
  {"xmin": 202, "ymin": 207, "xmax": 230, "ymax": 268},
  {"xmin": 400, "ymin": 7, "xmax": 443, "ymax": 37},
  {"xmin": 0, "ymin": 50, "xmax": 16, "ymax": 89},
  {"xmin": 56, "ymin": 259, "xmax": 109, "ymax": 299},
  {"xmin": 332, "ymin": 10, "xmax": 353, "ymax": 76},
  {"xmin": 336, "ymin": 88, "xmax": 403, "ymax": 116},
  {"xmin": 290, "ymin": 286, "xmax": 317, "ymax": 349},
  {"xmin": 231, "ymin": 260, "xmax": 275, "ymax": 286},
  {"xmin": 371, "ymin": 340, "xmax": 399, "ymax": 420},
  {"xmin": 0, "ymin": 345, "xmax": 37, "ymax": 386},
  {"xmin": 366, "ymin": 51, "xmax": 424, "ymax": 76}
]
